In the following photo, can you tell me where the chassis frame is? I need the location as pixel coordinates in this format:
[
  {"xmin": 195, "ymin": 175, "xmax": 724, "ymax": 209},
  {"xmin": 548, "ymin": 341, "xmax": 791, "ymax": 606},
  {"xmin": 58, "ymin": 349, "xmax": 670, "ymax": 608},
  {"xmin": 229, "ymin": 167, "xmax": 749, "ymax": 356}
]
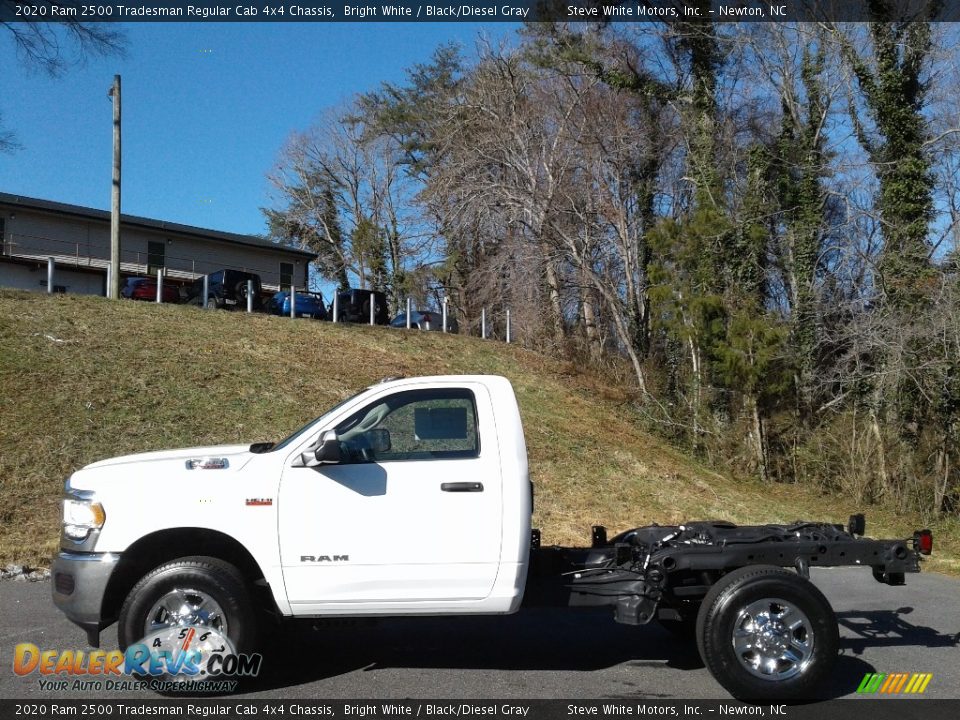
[{"xmin": 524, "ymin": 515, "xmax": 929, "ymax": 626}]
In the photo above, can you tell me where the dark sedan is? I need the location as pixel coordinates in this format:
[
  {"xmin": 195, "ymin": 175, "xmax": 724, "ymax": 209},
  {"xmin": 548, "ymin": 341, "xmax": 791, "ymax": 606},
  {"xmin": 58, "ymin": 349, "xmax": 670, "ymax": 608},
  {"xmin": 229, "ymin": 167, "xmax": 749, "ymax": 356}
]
[{"xmin": 121, "ymin": 277, "xmax": 180, "ymax": 303}]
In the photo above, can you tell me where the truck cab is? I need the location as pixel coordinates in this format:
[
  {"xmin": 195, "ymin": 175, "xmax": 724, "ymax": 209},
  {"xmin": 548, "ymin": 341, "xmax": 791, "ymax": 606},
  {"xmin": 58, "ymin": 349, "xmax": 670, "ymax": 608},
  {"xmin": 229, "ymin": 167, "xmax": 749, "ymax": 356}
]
[{"xmin": 52, "ymin": 376, "xmax": 531, "ymax": 650}]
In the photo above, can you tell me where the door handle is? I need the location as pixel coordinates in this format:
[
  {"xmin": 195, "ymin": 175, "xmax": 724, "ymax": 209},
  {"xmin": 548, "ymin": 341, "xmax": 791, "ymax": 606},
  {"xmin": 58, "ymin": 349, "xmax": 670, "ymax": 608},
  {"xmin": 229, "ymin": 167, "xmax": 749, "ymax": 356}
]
[{"xmin": 441, "ymin": 482, "xmax": 484, "ymax": 492}]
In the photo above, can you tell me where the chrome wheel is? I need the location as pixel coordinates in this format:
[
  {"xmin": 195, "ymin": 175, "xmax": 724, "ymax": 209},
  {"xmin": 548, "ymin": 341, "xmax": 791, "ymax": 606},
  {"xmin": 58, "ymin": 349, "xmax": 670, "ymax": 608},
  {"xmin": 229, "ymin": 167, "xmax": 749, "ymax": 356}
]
[
  {"xmin": 144, "ymin": 587, "xmax": 228, "ymax": 637},
  {"xmin": 731, "ymin": 597, "xmax": 813, "ymax": 681}
]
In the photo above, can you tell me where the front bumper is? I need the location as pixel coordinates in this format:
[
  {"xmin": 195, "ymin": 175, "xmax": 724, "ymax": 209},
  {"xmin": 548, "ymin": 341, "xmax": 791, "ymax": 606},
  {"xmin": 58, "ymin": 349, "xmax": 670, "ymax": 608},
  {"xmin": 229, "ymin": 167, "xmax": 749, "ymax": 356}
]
[{"xmin": 51, "ymin": 551, "xmax": 121, "ymax": 647}]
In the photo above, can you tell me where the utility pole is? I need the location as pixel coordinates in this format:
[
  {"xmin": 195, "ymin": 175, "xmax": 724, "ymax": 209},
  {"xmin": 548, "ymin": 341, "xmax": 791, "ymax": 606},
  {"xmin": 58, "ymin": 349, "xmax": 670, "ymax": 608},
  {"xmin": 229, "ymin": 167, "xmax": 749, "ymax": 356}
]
[{"xmin": 108, "ymin": 75, "xmax": 121, "ymax": 299}]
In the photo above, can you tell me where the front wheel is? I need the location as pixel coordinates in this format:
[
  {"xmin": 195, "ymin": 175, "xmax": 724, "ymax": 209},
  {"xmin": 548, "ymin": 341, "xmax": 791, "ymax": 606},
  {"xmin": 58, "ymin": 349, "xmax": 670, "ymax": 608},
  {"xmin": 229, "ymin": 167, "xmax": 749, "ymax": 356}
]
[
  {"xmin": 118, "ymin": 556, "xmax": 257, "ymax": 655},
  {"xmin": 696, "ymin": 566, "xmax": 838, "ymax": 700}
]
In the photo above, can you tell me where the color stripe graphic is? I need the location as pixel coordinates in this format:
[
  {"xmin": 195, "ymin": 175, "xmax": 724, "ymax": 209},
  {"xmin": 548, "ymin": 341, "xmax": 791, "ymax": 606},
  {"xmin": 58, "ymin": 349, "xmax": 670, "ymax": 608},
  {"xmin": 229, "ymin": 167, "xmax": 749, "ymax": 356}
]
[{"xmin": 857, "ymin": 673, "xmax": 932, "ymax": 694}]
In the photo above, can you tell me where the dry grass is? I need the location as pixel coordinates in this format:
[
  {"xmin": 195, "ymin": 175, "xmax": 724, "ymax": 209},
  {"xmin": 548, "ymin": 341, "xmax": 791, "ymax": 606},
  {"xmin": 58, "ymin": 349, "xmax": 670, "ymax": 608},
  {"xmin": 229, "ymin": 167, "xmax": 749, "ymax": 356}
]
[{"xmin": 0, "ymin": 289, "xmax": 955, "ymax": 575}]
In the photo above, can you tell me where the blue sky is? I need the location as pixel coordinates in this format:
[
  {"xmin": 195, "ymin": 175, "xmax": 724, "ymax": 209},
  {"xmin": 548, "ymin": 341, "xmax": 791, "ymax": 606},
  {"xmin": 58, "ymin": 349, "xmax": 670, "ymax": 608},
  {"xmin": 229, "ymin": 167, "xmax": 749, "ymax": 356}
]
[{"xmin": 0, "ymin": 22, "xmax": 517, "ymax": 236}]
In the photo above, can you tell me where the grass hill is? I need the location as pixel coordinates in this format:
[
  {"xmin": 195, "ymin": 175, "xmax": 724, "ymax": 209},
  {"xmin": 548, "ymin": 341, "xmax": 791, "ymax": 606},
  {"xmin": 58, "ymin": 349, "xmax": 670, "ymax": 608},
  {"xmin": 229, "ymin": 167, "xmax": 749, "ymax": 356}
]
[{"xmin": 1, "ymin": 289, "xmax": 956, "ymax": 574}]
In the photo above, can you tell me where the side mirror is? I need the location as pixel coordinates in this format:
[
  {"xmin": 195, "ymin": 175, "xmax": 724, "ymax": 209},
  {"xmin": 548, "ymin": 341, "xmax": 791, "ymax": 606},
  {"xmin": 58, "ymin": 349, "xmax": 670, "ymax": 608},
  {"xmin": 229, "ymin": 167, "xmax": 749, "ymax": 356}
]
[
  {"xmin": 314, "ymin": 430, "xmax": 341, "ymax": 464},
  {"xmin": 299, "ymin": 430, "xmax": 341, "ymax": 467}
]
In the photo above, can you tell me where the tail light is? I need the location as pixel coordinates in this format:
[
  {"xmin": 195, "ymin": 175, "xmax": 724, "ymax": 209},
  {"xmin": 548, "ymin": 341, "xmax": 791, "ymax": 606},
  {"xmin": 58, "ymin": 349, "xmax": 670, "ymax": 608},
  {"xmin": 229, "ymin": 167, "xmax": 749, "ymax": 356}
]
[
  {"xmin": 913, "ymin": 529, "xmax": 933, "ymax": 555},
  {"xmin": 423, "ymin": 313, "xmax": 432, "ymax": 323}
]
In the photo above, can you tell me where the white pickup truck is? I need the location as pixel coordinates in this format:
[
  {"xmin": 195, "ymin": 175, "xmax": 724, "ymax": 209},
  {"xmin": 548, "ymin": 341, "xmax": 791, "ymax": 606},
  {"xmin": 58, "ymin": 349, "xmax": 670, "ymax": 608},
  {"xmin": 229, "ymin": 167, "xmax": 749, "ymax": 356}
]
[{"xmin": 52, "ymin": 375, "xmax": 932, "ymax": 699}]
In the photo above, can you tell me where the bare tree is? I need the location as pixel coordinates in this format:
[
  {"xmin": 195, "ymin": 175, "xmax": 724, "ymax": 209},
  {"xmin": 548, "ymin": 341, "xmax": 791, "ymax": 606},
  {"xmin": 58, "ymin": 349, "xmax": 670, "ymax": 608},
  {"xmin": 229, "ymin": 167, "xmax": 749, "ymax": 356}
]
[
  {"xmin": 1, "ymin": 1, "xmax": 126, "ymax": 151},
  {"xmin": 266, "ymin": 106, "xmax": 431, "ymax": 306},
  {"xmin": 423, "ymin": 47, "xmax": 582, "ymax": 346},
  {"xmin": 551, "ymin": 79, "xmax": 676, "ymax": 395}
]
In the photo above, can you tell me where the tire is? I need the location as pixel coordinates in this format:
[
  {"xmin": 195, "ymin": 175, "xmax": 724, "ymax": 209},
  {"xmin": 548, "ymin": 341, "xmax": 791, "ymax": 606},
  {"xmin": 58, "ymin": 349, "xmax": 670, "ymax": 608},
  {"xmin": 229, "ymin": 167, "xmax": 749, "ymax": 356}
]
[
  {"xmin": 695, "ymin": 566, "xmax": 837, "ymax": 700},
  {"xmin": 118, "ymin": 556, "xmax": 257, "ymax": 655},
  {"xmin": 235, "ymin": 282, "xmax": 259, "ymax": 311}
]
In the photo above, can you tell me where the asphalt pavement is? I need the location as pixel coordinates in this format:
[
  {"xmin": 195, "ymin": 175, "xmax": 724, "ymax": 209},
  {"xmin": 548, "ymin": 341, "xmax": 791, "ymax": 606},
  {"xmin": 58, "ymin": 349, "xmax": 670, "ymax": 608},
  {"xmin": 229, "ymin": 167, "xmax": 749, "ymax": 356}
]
[{"xmin": 1, "ymin": 567, "xmax": 957, "ymax": 700}]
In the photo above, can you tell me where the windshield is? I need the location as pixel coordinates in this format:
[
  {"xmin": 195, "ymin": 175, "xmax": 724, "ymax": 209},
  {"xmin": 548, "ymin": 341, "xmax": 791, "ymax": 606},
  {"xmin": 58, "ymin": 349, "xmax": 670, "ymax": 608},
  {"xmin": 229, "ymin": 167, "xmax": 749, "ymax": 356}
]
[{"xmin": 268, "ymin": 387, "xmax": 371, "ymax": 453}]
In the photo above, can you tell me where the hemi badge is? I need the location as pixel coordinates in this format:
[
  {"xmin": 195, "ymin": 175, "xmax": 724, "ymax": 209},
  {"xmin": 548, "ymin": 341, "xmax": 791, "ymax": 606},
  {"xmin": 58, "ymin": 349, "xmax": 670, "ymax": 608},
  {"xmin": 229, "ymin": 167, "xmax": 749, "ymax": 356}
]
[
  {"xmin": 185, "ymin": 457, "xmax": 229, "ymax": 470},
  {"xmin": 246, "ymin": 498, "xmax": 273, "ymax": 506}
]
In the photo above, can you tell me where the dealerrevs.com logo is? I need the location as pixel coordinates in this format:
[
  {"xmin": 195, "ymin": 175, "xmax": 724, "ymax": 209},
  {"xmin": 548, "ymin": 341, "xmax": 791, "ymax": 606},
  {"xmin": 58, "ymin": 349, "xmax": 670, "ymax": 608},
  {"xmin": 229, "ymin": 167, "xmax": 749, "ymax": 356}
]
[
  {"xmin": 13, "ymin": 628, "xmax": 262, "ymax": 693},
  {"xmin": 856, "ymin": 672, "xmax": 933, "ymax": 695}
]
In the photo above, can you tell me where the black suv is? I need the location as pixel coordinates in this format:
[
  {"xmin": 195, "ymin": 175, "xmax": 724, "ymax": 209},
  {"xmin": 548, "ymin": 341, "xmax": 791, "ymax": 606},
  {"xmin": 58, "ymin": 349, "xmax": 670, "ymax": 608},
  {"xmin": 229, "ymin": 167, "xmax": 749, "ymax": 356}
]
[
  {"xmin": 331, "ymin": 289, "xmax": 389, "ymax": 325},
  {"xmin": 187, "ymin": 269, "xmax": 263, "ymax": 310}
]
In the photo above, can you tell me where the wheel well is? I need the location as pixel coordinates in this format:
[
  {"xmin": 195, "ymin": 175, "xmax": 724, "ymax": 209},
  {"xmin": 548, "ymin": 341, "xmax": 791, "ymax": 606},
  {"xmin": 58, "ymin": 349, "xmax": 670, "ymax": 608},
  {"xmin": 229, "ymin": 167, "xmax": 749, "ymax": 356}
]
[{"xmin": 101, "ymin": 528, "xmax": 271, "ymax": 626}]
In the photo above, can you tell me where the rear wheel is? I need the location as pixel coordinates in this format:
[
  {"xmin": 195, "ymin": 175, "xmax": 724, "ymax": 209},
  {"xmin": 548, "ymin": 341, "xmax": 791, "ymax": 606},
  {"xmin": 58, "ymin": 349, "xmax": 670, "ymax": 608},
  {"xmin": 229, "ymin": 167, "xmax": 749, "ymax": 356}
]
[{"xmin": 696, "ymin": 566, "xmax": 837, "ymax": 700}]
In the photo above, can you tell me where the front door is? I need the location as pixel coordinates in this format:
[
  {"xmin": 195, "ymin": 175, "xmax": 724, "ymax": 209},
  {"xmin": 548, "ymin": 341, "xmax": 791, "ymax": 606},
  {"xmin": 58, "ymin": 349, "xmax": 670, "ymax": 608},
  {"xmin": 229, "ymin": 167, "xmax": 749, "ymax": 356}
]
[
  {"xmin": 278, "ymin": 384, "xmax": 503, "ymax": 612},
  {"xmin": 147, "ymin": 241, "xmax": 165, "ymax": 276}
]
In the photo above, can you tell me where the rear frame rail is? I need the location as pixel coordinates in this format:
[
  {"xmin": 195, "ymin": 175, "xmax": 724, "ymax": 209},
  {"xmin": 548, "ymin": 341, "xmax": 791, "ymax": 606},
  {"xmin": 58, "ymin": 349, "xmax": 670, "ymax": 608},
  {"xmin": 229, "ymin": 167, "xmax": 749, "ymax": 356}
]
[{"xmin": 524, "ymin": 515, "xmax": 930, "ymax": 626}]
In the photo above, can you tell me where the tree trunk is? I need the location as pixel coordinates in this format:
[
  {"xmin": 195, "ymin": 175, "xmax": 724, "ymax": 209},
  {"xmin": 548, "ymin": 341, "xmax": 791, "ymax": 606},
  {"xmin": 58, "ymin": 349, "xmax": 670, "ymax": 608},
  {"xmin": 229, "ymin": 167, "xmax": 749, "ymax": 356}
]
[
  {"xmin": 869, "ymin": 407, "xmax": 891, "ymax": 501},
  {"xmin": 934, "ymin": 446, "xmax": 949, "ymax": 517},
  {"xmin": 581, "ymin": 288, "xmax": 602, "ymax": 362},
  {"xmin": 748, "ymin": 393, "xmax": 769, "ymax": 483},
  {"xmin": 541, "ymin": 242, "xmax": 566, "ymax": 340},
  {"xmin": 688, "ymin": 332, "xmax": 702, "ymax": 451}
]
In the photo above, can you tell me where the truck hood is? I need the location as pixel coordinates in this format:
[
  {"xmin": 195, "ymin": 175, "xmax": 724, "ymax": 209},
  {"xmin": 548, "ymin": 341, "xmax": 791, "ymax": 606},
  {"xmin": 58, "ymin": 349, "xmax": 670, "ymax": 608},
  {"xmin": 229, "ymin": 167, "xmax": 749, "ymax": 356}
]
[{"xmin": 81, "ymin": 444, "xmax": 254, "ymax": 471}]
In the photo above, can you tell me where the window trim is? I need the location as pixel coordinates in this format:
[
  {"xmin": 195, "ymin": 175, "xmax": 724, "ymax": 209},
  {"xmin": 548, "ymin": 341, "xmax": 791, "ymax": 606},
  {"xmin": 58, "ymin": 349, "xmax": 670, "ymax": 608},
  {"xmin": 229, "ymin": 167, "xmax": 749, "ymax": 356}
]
[{"xmin": 334, "ymin": 387, "xmax": 480, "ymax": 464}]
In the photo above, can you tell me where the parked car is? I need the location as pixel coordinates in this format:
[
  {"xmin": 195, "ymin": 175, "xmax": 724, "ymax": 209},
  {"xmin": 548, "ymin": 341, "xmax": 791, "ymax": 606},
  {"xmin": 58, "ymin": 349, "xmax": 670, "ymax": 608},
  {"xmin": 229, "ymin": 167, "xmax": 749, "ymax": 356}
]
[
  {"xmin": 390, "ymin": 308, "xmax": 458, "ymax": 333},
  {"xmin": 330, "ymin": 289, "xmax": 389, "ymax": 325},
  {"xmin": 186, "ymin": 269, "xmax": 263, "ymax": 310},
  {"xmin": 120, "ymin": 277, "xmax": 180, "ymax": 304},
  {"xmin": 266, "ymin": 291, "xmax": 328, "ymax": 320}
]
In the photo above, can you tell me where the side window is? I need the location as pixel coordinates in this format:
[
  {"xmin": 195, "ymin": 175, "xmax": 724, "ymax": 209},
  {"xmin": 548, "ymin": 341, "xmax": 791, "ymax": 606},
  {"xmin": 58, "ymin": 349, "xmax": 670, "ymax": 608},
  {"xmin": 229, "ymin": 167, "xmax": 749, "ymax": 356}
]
[{"xmin": 334, "ymin": 388, "xmax": 479, "ymax": 463}]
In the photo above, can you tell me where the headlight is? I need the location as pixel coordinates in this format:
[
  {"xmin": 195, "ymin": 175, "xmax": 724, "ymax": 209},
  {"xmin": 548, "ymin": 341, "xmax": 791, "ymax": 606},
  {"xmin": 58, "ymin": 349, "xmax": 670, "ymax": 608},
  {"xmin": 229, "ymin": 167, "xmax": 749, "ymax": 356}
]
[{"xmin": 62, "ymin": 493, "xmax": 106, "ymax": 541}]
